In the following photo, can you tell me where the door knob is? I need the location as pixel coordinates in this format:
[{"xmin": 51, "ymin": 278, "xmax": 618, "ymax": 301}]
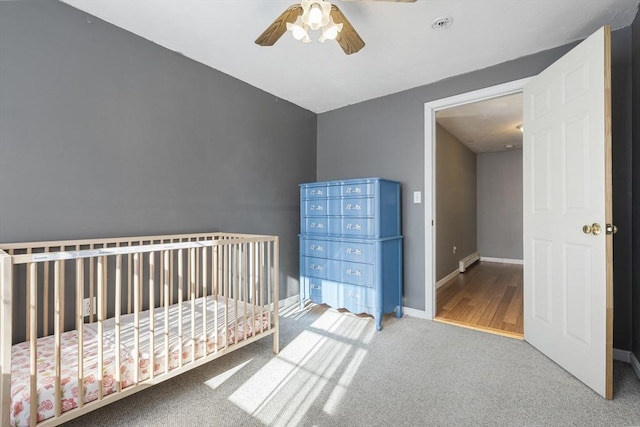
[
  {"xmin": 582, "ymin": 223, "xmax": 601, "ymax": 235},
  {"xmin": 606, "ymin": 224, "xmax": 618, "ymax": 235}
]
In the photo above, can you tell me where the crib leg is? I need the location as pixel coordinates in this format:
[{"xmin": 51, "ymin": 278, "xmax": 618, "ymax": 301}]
[
  {"xmin": 1, "ymin": 251, "xmax": 13, "ymax": 427},
  {"xmin": 273, "ymin": 328, "xmax": 280, "ymax": 354}
]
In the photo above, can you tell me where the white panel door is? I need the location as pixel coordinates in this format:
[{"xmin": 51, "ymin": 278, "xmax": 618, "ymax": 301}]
[{"xmin": 523, "ymin": 26, "xmax": 612, "ymax": 398}]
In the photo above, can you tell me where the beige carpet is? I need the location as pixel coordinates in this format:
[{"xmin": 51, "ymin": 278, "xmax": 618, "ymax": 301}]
[{"xmin": 63, "ymin": 304, "xmax": 640, "ymax": 426}]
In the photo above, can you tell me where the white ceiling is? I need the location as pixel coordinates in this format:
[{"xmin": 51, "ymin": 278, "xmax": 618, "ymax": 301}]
[
  {"xmin": 437, "ymin": 92, "xmax": 523, "ymax": 154},
  {"xmin": 61, "ymin": 0, "xmax": 638, "ymax": 114}
]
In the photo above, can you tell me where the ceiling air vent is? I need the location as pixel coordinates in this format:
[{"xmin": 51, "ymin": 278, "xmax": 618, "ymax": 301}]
[{"xmin": 431, "ymin": 16, "xmax": 454, "ymax": 30}]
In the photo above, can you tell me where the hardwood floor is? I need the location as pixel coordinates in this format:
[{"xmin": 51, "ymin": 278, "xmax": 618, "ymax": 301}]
[{"xmin": 435, "ymin": 261, "xmax": 523, "ymax": 339}]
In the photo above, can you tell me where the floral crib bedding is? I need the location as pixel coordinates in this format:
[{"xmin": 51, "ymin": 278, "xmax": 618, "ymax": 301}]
[{"xmin": 10, "ymin": 296, "xmax": 270, "ymax": 426}]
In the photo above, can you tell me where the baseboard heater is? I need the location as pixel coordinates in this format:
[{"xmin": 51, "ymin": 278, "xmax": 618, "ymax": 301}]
[{"xmin": 459, "ymin": 251, "xmax": 480, "ymax": 273}]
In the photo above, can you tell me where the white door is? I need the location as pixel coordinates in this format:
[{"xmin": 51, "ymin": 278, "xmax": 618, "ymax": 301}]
[{"xmin": 523, "ymin": 26, "xmax": 612, "ymax": 398}]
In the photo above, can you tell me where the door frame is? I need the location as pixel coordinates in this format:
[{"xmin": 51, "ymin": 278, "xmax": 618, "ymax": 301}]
[{"xmin": 423, "ymin": 77, "xmax": 531, "ymax": 320}]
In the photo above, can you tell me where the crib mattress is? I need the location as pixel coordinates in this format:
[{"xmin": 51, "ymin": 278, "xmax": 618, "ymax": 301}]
[{"xmin": 10, "ymin": 296, "xmax": 270, "ymax": 426}]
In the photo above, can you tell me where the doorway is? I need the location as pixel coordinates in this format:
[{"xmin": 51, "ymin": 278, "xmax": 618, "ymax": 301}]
[
  {"xmin": 423, "ymin": 78, "xmax": 530, "ymax": 321},
  {"xmin": 432, "ymin": 93, "xmax": 524, "ymax": 338}
]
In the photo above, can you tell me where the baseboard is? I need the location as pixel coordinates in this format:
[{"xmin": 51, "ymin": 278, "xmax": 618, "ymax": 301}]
[
  {"xmin": 436, "ymin": 269, "xmax": 459, "ymax": 289},
  {"xmin": 402, "ymin": 307, "xmax": 429, "ymax": 319},
  {"xmin": 279, "ymin": 294, "xmax": 299, "ymax": 309},
  {"xmin": 611, "ymin": 349, "xmax": 640, "ymax": 381},
  {"xmin": 631, "ymin": 352, "xmax": 640, "ymax": 381},
  {"xmin": 613, "ymin": 348, "xmax": 631, "ymax": 363},
  {"xmin": 480, "ymin": 256, "xmax": 524, "ymax": 265},
  {"xmin": 459, "ymin": 251, "xmax": 480, "ymax": 272}
]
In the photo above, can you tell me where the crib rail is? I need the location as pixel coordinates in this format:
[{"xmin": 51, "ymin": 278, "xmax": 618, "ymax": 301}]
[{"xmin": 0, "ymin": 232, "xmax": 279, "ymax": 427}]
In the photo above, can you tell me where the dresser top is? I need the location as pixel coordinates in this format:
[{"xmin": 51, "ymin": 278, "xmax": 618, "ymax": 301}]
[{"xmin": 300, "ymin": 178, "xmax": 401, "ymax": 187}]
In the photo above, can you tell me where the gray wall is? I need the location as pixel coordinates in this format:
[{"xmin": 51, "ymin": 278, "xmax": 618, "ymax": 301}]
[
  {"xmin": 435, "ymin": 124, "xmax": 477, "ymax": 280},
  {"xmin": 0, "ymin": 2, "xmax": 316, "ymax": 309},
  {"xmin": 632, "ymin": 11, "xmax": 640, "ymax": 363},
  {"xmin": 477, "ymin": 150, "xmax": 523, "ymax": 260},
  {"xmin": 317, "ymin": 27, "xmax": 636, "ymax": 351}
]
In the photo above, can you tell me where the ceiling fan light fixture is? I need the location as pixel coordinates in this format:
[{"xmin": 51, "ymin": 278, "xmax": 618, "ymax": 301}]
[
  {"xmin": 308, "ymin": 4, "xmax": 323, "ymax": 26},
  {"xmin": 301, "ymin": 0, "xmax": 332, "ymax": 31},
  {"xmin": 319, "ymin": 18, "xmax": 343, "ymax": 42},
  {"xmin": 286, "ymin": 16, "xmax": 310, "ymax": 41}
]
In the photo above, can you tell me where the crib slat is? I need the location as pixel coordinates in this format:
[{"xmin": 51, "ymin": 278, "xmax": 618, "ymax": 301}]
[
  {"xmin": 170, "ymin": 248, "xmax": 174, "ymax": 305},
  {"xmin": 127, "ymin": 252, "xmax": 132, "ymax": 315},
  {"xmin": 273, "ymin": 238, "xmax": 280, "ymax": 353},
  {"xmin": 242, "ymin": 243, "xmax": 248, "ymax": 342},
  {"xmin": 213, "ymin": 243, "xmax": 219, "ymax": 353},
  {"xmin": 196, "ymin": 240, "xmax": 200, "ymax": 299},
  {"xmin": 202, "ymin": 246, "xmax": 208, "ymax": 354},
  {"xmin": 133, "ymin": 253, "xmax": 140, "ymax": 385},
  {"xmin": 97, "ymin": 256, "xmax": 105, "ymax": 400},
  {"xmin": 89, "ymin": 244, "xmax": 95, "ymax": 323},
  {"xmin": 250, "ymin": 243, "xmax": 256, "ymax": 337},
  {"xmin": 139, "ymin": 251, "xmax": 144, "ymax": 312},
  {"xmin": 43, "ymin": 250, "xmax": 49, "ymax": 336},
  {"xmin": 159, "ymin": 246, "xmax": 164, "ymax": 307},
  {"xmin": 163, "ymin": 250, "xmax": 170, "ymax": 375},
  {"xmin": 75, "ymin": 258, "xmax": 85, "ymax": 409},
  {"xmin": 115, "ymin": 254, "xmax": 122, "ymax": 393},
  {"xmin": 177, "ymin": 249, "xmax": 184, "ymax": 368},
  {"xmin": 189, "ymin": 248, "xmax": 196, "ymax": 363},
  {"xmin": 54, "ymin": 260, "xmax": 62, "ymax": 418},
  {"xmin": 233, "ymin": 244, "xmax": 238, "ymax": 347},
  {"xmin": 258, "ymin": 242, "xmax": 264, "ymax": 335},
  {"xmin": 149, "ymin": 252, "xmax": 155, "ymax": 380},
  {"xmin": 28, "ymin": 261, "xmax": 37, "ymax": 427},
  {"xmin": 223, "ymin": 243, "xmax": 229, "ymax": 349}
]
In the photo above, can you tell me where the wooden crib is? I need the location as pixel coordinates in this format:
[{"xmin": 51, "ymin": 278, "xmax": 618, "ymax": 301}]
[{"xmin": 0, "ymin": 232, "xmax": 279, "ymax": 426}]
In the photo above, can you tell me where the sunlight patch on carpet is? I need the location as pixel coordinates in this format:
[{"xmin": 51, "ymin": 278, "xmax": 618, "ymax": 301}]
[
  {"xmin": 204, "ymin": 359, "xmax": 253, "ymax": 390},
  {"xmin": 228, "ymin": 309, "xmax": 374, "ymax": 425}
]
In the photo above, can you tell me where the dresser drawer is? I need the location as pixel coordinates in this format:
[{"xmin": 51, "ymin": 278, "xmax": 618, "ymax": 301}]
[
  {"xmin": 302, "ymin": 199, "xmax": 327, "ymax": 216},
  {"xmin": 301, "ymin": 238, "xmax": 329, "ymax": 257},
  {"xmin": 309, "ymin": 278, "xmax": 338, "ymax": 306},
  {"xmin": 339, "ymin": 218, "xmax": 375, "ymax": 237},
  {"xmin": 302, "ymin": 256, "xmax": 329, "ymax": 279},
  {"xmin": 302, "ymin": 185, "xmax": 327, "ymax": 199},
  {"xmin": 327, "ymin": 260, "xmax": 373, "ymax": 287},
  {"xmin": 337, "ymin": 284, "xmax": 374, "ymax": 312},
  {"xmin": 303, "ymin": 217, "xmax": 328, "ymax": 235},
  {"xmin": 327, "ymin": 197, "xmax": 375, "ymax": 216},
  {"xmin": 331, "ymin": 241, "xmax": 374, "ymax": 263},
  {"xmin": 343, "ymin": 182, "xmax": 375, "ymax": 197}
]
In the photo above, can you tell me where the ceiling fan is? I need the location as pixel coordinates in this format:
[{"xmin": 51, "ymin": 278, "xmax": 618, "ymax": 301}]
[{"xmin": 255, "ymin": 0, "xmax": 416, "ymax": 55}]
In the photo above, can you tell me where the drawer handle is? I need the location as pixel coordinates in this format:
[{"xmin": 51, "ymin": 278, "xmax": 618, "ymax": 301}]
[
  {"xmin": 345, "ymin": 187, "xmax": 362, "ymax": 194},
  {"xmin": 311, "ymin": 283, "xmax": 321, "ymax": 291},
  {"xmin": 311, "ymin": 222, "xmax": 324, "ymax": 229},
  {"xmin": 310, "ymin": 189, "xmax": 324, "ymax": 196},
  {"xmin": 310, "ymin": 244, "xmax": 324, "ymax": 252},
  {"xmin": 345, "ymin": 203, "xmax": 362, "ymax": 210},
  {"xmin": 345, "ymin": 223, "xmax": 362, "ymax": 230},
  {"xmin": 310, "ymin": 264, "xmax": 324, "ymax": 271},
  {"xmin": 310, "ymin": 205, "xmax": 324, "ymax": 211},
  {"xmin": 346, "ymin": 290, "xmax": 361, "ymax": 299},
  {"xmin": 345, "ymin": 248, "xmax": 362, "ymax": 255},
  {"xmin": 345, "ymin": 268, "xmax": 362, "ymax": 277}
]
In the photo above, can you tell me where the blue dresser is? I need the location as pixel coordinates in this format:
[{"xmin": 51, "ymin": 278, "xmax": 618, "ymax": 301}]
[{"xmin": 299, "ymin": 178, "xmax": 403, "ymax": 330}]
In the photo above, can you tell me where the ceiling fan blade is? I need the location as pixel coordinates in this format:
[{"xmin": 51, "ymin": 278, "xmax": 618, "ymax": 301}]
[
  {"xmin": 330, "ymin": 4, "xmax": 365, "ymax": 55},
  {"xmin": 255, "ymin": 5, "xmax": 303, "ymax": 46}
]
